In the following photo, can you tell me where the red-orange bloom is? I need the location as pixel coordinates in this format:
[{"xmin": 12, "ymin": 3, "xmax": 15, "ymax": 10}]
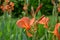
[
  {"xmin": 0, "ymin": 5, "xmax": 10, "ymax": 11},
  {"xmin": 0, "ymin": 1, "xmax": 14, "ymax": 12},
  {"xmin": 9, "ymin": 2, "xmax": 14, "ymax": 7},
  {"xmin": 16, "ymin": 17, "xmax": 35, "ymax": 30},
  {"xmin": 38, "ymin": 15, "xmax": 49, "ymax": 28},
  {"xmin": 53, "ymin": 23, "xmax": 60, "ymax": 40}
]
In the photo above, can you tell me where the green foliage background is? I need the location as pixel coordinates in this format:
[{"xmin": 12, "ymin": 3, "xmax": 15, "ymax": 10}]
[{"xmin": 0, "ymin": 0, "xmax": 60, "ymax": 40}]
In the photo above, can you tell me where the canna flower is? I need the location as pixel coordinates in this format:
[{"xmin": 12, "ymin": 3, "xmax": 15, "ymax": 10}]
[
  {"xmin": 16, "ymin": 17, "xmax": 35, "ymax": 37},
  {"xmin": 9, "ymin": 2, "xmax": 14, "ymax": 7},
  {"xmin": 38, "ymin": 15, "xmax": 49, "ymax": 28},
  {"xmin": 16, "ymin": 17, "xmax": 35, "ymax": 30},
  {"xmin": 9, "ymin": 2, "xmax": 14, "ymax": 10},
  {"xmin": 53, "ymin": 23, "xmax": 60, "ymax": 40},
  {"xmin": 0, "ymin": 2, "xmax": 14, "ymax": 12},
  {"xmin": 1, "ymin": 5, "xmax": 10, "ymax": 11}
]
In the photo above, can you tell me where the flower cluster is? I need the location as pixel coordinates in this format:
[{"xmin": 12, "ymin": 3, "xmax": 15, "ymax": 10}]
[
  {"xmin": 16, "ymin": 2, "xmax": 60, "ymax": 40},
  {"xmin": 16, "ymin": 17, "xmax": 35, "ymax": 37},
  {"xmin": 16, "ymin": 15, "xmax": 49, "ymax": 37},
  {"xmin": 0, "ymin": 0, "xmax": 14, "ymax": 12}
]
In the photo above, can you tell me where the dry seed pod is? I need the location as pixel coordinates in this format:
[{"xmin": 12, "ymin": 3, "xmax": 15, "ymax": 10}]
[
  {"xmin": 31, "ymin": 6, "xmax": 35, "ymax": 17},
  {"xmin": 51, "ymin": 0, "xmax": 55, "ymax": 5},
  {"xmin": 35, "ymin": 3, "xmax": 42, "ymax": 14}
]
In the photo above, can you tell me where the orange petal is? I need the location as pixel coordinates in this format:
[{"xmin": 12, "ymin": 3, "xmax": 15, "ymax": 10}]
[
  {"xmin": 53, "ymin": 23, "xmax": 60, "ymax": 39},
  {"xmin": 38, "ymin": 16, "xmax": 49, "ymax": 25},
  {"xmin": 44, "ymin": 24, "xmax": 48, "ymax": 28},
  {"xmin": 30, "ymin": 18, "xmax": 35, "ymax": 26},
  {"xmin": 10, "ymin": 2, "xmax": 14, "ymax": 7},
  {"xmin": 26, "ymin": 31, "xmax": 32, "ymax": 37},
  {"xmin": 16, "ymin": 17, "xmax": 31, "ymax": 30},
  {"xmin": 5, "ymin": 5, "xmax": 9, "ymax": 10},
  {"xmin": 16, "ymin": 19, "xmax": 26, "ymax": 28},
  {"xmin": 24, "ymin": 22, "xmax": 31, "ymax": 30}
]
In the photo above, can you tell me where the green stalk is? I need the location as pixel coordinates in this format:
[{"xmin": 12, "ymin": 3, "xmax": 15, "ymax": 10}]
[
  {"xmin": 51, "ymin": 2, "xmax": 58, "ymax": 40},
  {"xmin": 50, "ymin": 3, "xmax": 58, "ymax": 30},
  {"xmin": 32, "ymin": 24, "xmax": 37, "ymax": 40}
]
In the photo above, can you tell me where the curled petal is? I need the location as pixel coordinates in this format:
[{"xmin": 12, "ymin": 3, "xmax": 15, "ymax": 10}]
[
  {"xmin": 53, "ymin": 23, "xmax": 60, "ymax": 39},
  {"xmin": 26, "ymin": 31, "xmax": 32, "ymax": 37},
  {"xmin": 35, "ymin": 4, "xmax": 43, "ymax": 14}
]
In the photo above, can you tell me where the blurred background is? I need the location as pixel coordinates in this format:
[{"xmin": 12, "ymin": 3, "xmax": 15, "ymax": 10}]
[{"xmin": 0, "ymin": 0, "xmax": 53, "ymax": 18}]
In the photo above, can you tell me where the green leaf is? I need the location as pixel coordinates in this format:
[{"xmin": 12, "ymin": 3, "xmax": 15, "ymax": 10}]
[{"xmin": 37, "ymin": 24, "xmax": 45, "ymax": 38}]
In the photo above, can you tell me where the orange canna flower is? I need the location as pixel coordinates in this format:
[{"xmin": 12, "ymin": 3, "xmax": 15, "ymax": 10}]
[
  {"xmin": 1, "ymin": 5, "xmax": 10, "ymax": 11},
  {"xmin": 0, "ymin": 2, "xmax": 14, "ymax": 12},
  {"xmin": 38, "ymin": 15, "xmax": 49, "ymax": 28},
  {"xmin": 53, "ymin": 23, "xmax": 60, "ymax": 40},
  {"xmin": 16, "ymin": 17, "xmax": 35, "ymax": 30},
  {"xmin": 9, "ymin": 2, "xmax": 14, "ymax": 7}
]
